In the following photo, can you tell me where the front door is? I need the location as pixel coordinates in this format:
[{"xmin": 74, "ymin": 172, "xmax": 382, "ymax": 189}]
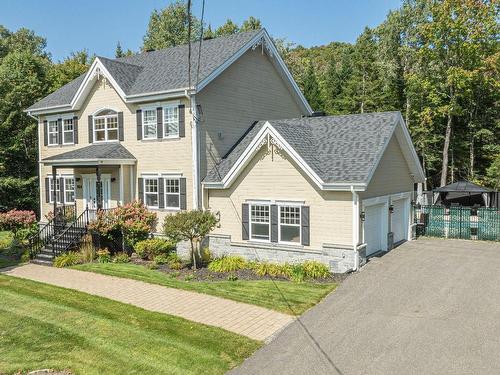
[{"xmin": 83, "ymin": 175, "xmax": 111, "ymax": 209}]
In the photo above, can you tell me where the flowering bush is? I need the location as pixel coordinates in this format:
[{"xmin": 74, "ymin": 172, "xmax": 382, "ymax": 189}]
[
  {"xmin": 88, "ymin": 201, "xmax": 157, "ymax": 248},
  {"xmin": 0, "ymin": 209, "xmax": 37, "ymax": 241}
]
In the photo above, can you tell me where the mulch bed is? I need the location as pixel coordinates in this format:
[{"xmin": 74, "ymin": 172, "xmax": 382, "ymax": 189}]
[{"xmin": 130, "ymin": 256, "xmax": 348, "ymax": 284}]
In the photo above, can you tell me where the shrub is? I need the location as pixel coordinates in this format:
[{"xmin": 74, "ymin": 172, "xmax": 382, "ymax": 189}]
[
  {"xmin": 0, "ymin": 209, "xmax": 37, "ymax": 241},
  {"xmin": 227, "ymin": 274, "xmax": 238, "ymax": 281},
  {"xmin": 134, "ymin": 238, "xmax": 176, "ymax": 260},
  {"xmin": 79, "ymin": 234, "xmax": 96, "ymax": 263},
  {"xmin": 54, "ymin": 251, "xmax": 82, "ymax": 268},
  {"xmin": 153, "ymin": 254, "xmax": 169, "ymax": 264},
  {"xmin": 147, "ymin": 262, "xmax": 159, "ymax": 270},
  {"xmin": 303, "ymin": 261, "xmax": 330, "ymax": 279},
  {"xmin": 96, "ymin": 249, "xmax": 111, "ymax": 263},
  {"xmin": 113, "ymin": 252, "xmax": 130, "ymax": 263},
  {"xmin": 184, "ymin": 274, "xmax": 194, "ymax": 281},
  {"xmin": 20, "ymin": 250, "xmax": 30, "ymax": 263},
  {"xmin": 208, "ymin": 256, "xmax": 247, "ymax": 273},
  {"xmin": 289, "ymin": 264, "xmax": 305, "ymax": 283},
  {"xmin": 88, "ymin": 201, "xmax": 157, "ymax": 247},
  {"xmin": 254, "ymin": 262, "xmax": 292, "ymax": 278}
]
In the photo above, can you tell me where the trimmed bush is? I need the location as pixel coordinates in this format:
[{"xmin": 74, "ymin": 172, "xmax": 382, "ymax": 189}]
[
  {"xmin": 303, "ymin": 261, "xmax": 330, "ymax": 279},
  {"xmin": 153, "ymin": 254, "xmax": 169, "ymax": 265},
  {"xmin": 208, "ymin": 256, "xmax": 247, "ymax": 273},
  {"xmin": 54, "ymin": 252, "xmax": 82, "ymax": 268},
  {"xmin": 134, "ymin": 238, "xmax": 176, "ymax": 260},
  {"xmin": 113, "ymin": 252, "xmax": 130, "ymax": 263},
  {"xmin": 0, "ymin": 210, "xmax": 37, "ymax": 241},
  {"xmin": 97, "ymin": 249, "xmax": 111, "ymax": 263}
]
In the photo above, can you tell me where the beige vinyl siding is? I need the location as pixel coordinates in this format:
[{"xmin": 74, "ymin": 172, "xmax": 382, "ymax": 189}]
[
  {"xmin": 360, "ymin": 135, "xmax": 414, "ymax": 199},
  {"xmin": 207, "ymin": 146, "xmax": 353, "ymax": 249},
  {"xmin": 197, "ymin": 48, "xmax": 306, "ymax": 179},
  {"xmin": 39, "ymin": 78, "xmax": 193, "ymax": 226}
]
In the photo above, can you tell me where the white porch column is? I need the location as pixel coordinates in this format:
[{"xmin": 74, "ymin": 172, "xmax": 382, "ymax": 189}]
[{"xmin": 119, "ymin": 165, "xmax": 124, "ymax": 206}]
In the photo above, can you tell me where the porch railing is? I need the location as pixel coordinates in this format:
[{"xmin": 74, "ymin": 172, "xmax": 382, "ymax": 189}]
[
  {"xmin": 28, "ymin": 218, "xmax": 57, "ymax": 258},
  {"xmin": 51, "ymin": 208, "xmax": 90, "ymax": 257}
]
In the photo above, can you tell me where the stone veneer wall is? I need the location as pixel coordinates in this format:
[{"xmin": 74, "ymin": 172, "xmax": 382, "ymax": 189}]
[{"xmin": 176, "ymin": 234, "xmax": 367, "ymax": 274}]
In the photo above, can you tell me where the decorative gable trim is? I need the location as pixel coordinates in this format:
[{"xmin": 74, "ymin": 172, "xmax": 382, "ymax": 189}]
[
  {"xmin": 196, "ymin": 29, "xmax": 313, "ymax": 115},
  {"xmin": 203, "ymin": 122, "xmax": 367, "ymax": 191}
]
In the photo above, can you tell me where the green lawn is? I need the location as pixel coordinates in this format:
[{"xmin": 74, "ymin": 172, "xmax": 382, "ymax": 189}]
[
  {"xmin": 73, "ymin": 263, "xmax": 337, "ymax": 315},
  {"xmin": 0, "ymin": 275, "xmax": 260, "ymax": 375}
]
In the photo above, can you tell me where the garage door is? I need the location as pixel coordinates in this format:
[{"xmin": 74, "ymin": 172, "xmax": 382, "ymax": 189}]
[
  {"xmin": 392, "ymin": 198, "xmax": 408, "ymax": 244},
  {"xmin": 364, "ymin": 204, "xmax": 385, "ymax": 256}
]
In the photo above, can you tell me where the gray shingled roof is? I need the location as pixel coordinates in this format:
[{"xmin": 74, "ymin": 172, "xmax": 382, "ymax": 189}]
[
  {"xmin": 28, "ymin": 30, "xmax": 262, "ymax": 111},
  {"xmin": 43, "ymin": 143, "xmax": 135, "ymax": 162},
  {"xmin": 203, "ymin": 112, "xmax": 401, "ymax": 185}
]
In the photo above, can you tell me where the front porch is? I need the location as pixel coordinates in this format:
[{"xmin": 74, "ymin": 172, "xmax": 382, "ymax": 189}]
[{"xmin": 41, "ymin": 143, "xmax": 136, "ymax": 221}]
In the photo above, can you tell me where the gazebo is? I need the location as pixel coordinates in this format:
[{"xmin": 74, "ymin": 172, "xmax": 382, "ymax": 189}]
[{"xmin": 433, "ymin": 180, "xmax": 497, "ymax": 208}]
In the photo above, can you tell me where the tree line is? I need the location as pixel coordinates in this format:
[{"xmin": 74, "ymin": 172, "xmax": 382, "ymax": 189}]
[{"xmin": 0, "ymin": 0, "xmax": 498, "ymax": 214}]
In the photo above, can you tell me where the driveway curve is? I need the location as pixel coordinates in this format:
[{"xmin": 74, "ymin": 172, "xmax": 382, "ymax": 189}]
[{"xmin": 231, "ymin": 238, "xmax": 500, "ymax": 375}]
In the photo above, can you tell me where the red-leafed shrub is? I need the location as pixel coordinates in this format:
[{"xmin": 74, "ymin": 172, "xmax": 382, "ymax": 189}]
[
  {"xmin": 0, "ymin": 209, "xmax": 37, "ymax": 240},
  {"xmin": 88, "ymin": 201, "xmax": 157, "ymax": 248}
]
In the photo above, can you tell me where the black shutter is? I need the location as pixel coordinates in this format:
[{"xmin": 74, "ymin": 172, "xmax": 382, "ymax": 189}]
[
  {"xmin": 57, "ymin": 118, "xmax": 63, "ymax": 145},
  {"xmin": 136, "ymin": 109, "xmax": 142, "ymax": 140},
  {"xmin": 242, "ymin": 203, "xmax": 249, "ymax": 240},
  {"xmin": 59, "ymin": 177, "xmax": 65, "ymax": 203},
  {"xmin": 180, "ymin": 177, "xmax": 187, "ymax": 210},
  {"xmin": 88, "ymin": 115, "xmax": 93, "ymax": 143},
  {"xmin": 157, "ymin": 107, "xmax": 163, "ymax": 139},
  {"xmin": 158, "ymin": 178, "xmax": 164, "ymax": 209},
  {"xmin": 138, "ymin": 178, "xmax": 144, "ymax": 203},
  {"xmin": 301, "ymin": 206, "xmax": 310, "ymax": 246},
  {"xmin": 271, "ymin": 204, "xmax": 278, "ymax": 243},
  {"xmin": 73, "ymin": 116, "xmax": 78, "ymax": 144},
  {"xmin": 43, "ymin": 120, "xmax": 48, "ymax": 146},
  {"xmin": 178, "ymin": 104, "xmax": 185, "ymax": 137},
  {"xmin": 45, "ymin": 177, "xmax": 50, "ymax": 203},
  {"xmin": 118, "ymin": 112, "xmax": 124, "ymax": 141}
]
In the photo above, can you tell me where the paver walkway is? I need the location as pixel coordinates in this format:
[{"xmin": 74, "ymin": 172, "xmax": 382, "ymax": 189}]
[{"xmin": 2, "ymin": 264, "xmax": 293, "ymax": 341}]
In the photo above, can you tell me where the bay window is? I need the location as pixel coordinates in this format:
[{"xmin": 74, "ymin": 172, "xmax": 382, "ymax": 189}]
[{"xmin": 250, "ymin": 204, "xmax": 270, "ymax": 241}]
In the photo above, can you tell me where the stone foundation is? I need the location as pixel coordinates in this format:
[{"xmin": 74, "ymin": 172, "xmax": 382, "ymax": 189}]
[{"xmin": 177, "ymin": 234, "xmax": 367, "ymax": 274}]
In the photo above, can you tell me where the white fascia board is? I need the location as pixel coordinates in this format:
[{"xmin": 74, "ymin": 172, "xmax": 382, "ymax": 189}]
[
  {"xmin": 323, "ymin": 183, "xmax": 366, "ymax": 191},
  {"xmin": 41, "ymin": 159, "xmax": 136, "ymax": 166},
  {"xmin": 27, "ymin": 105, "xmax": 73, "ymax": 116}
]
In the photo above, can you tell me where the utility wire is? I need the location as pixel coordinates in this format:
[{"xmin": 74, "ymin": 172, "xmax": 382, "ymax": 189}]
[
  {"xmin": 187, "ymin": 0, "xmax": 192, "ymax": 89},
  {"xmin": 195, "ymin": 0, "xmax": 205, "ymax": 87}
]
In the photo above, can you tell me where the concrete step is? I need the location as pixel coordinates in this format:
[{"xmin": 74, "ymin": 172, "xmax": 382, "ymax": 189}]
[
  {"xmin": 36, "ymin": 252, "xmax": 54, "ymax": 260},
  {"xmin": 31, "ymin": 258, "xmax": 53, "ymax": 266}
]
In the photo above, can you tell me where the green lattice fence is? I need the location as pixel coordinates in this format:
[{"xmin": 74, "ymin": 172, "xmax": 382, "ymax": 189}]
[{"xmin": 414, "ymin": 205, "xmax": 499, "ymax": 241}]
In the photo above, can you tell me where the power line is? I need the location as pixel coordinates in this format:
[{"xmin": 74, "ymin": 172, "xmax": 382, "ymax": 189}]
[
  {"xmin": 195, "ymin": 0, "xmax": 206, "ymax": 86},
  {"xmin": 187, "ymin": 0, "xmax": 192, "ymax": 89}
]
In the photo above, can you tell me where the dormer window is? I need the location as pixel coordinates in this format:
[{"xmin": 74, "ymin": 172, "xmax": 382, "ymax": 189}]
[{"xmin": 93, "ymin": 109, "xmax": 118, "ymax": 142}]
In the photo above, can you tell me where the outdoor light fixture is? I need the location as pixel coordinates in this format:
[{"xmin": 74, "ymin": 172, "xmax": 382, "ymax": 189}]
[
  {"xmin": 360, "ymin": 211, "xmax": 366, "ymax": 221},
  {"xmin": 111, "ymin": 177, "xmax": 116, "ymax": 182},
  {"xmin": 389, "ymin": 204, "xmax": 394, "ymax": 214}
]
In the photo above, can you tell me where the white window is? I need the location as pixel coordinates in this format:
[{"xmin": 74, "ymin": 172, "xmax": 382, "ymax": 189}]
[
  {"xmin": 49, "ymin": 177, "xmax": 75, "ymax": 204},
  {"xmin": 48, "ymin": 120, "xmax": 59, "ymax": 145},
  {"xmin": 63, "ymin": 118, "xmax": 74, "ymax": 144},
  {"xmin": 279, "ymin": 206, "xmax": 301, "ymax": 244},
  {"xmin": 93, "ymin": 110, "xmax": 118, "ymax": 142},
  {"xmin": 144, "ymin": 178, "xmax": 159, "ymax": 208},
  {"xmin": 250, "ymin": 204, "xmax": 270, "ymax": 241},
  {"xmin": 165, "ymin": 178, "xmax": 180, "ymax": 209},
  {"xmin": 163, "ymin": 105, "xmax": 179, "ymax": 138},
  {"xmin": 142, "ymin": 109, "xmax": 157, "ymax": 139},
  {"xmin": 64, "ymin": 178, "xmax": 75, "ymax": 203}
]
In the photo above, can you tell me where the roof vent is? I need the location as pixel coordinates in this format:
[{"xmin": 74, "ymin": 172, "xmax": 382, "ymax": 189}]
[{"xmin": 310, "ymin": 111, "xmax": 326, "ymax": 117}]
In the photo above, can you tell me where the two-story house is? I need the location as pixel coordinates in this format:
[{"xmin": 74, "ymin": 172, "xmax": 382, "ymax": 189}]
[{"xmin": 27, "ymin": 29, "xmax": 424, "ymax": 272}]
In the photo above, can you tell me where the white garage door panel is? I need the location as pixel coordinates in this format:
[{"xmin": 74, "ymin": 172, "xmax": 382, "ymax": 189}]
[
  {"xmin": 392, "ymin": 199, "xmax": 408, "ymax": 244},
  {"xmin": 365, "ymin": 204, "xmax": 385, "ymax": 256}
]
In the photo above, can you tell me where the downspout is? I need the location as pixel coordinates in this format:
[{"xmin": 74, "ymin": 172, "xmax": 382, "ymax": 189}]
[
  {"xmin": 351, "ymin": 185, "xmax": 360, "ymax": 271},
  {"xmin": 187, "ymin": 91, "xmax": 201, "ymax": 209},
  {"xmin": 29, "ymin": 111, "xmax": 45, "ymax": 222}
]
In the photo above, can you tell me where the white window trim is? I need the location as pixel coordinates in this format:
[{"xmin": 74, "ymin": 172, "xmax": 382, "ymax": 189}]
[
  {"xmin": 93, "ymin": 112, "xmax": 119, "ymax": 143},
  {"xmin": 278, "ymin": 204, "xmax": 302, "ymax": 245},
  {"xmin": 164, "ymin": 177, "xmax": 181, "ymax": 210},
  {"xmin": 45, "ymin": 114, "xmax": 74, "ymax": 147},
  {"xmin": 47, "ymin": 119, "xmax": 59, "ymax": 146},
  {"xmin": 249, "ymin": 203, "xmax": 271, "ymax": 242},
  {"xmin": 141, "ymin": 107, "xmax": 158, "ymax": 140},
  {"xmin": 48, "ymin": 175, "xmax": 75, "ymax": 204},
  {"xmin": 162, "ymin": 103, "xmax": 180, "ymax": 139},
  {"xmin": 62, "ymin": 118, "xmax": 74, "ymax": 145},
  {"xmin": 143, "ymin": 177, "xmax": 159, "ymax": 209}
]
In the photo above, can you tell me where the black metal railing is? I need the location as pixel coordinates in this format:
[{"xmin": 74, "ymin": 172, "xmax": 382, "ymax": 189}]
[
  {"xmin": 28, "ymin": 219, "xmax": 56, "ymax": 258},
  {"xmin": 51, "ymin": 208, "xmax": 90, "ymax": 257}
]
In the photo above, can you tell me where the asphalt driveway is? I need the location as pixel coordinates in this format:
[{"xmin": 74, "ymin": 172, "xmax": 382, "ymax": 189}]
[{"xmin": 230, "ymin": 238, "xmax": 500, "ymax": 375}]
